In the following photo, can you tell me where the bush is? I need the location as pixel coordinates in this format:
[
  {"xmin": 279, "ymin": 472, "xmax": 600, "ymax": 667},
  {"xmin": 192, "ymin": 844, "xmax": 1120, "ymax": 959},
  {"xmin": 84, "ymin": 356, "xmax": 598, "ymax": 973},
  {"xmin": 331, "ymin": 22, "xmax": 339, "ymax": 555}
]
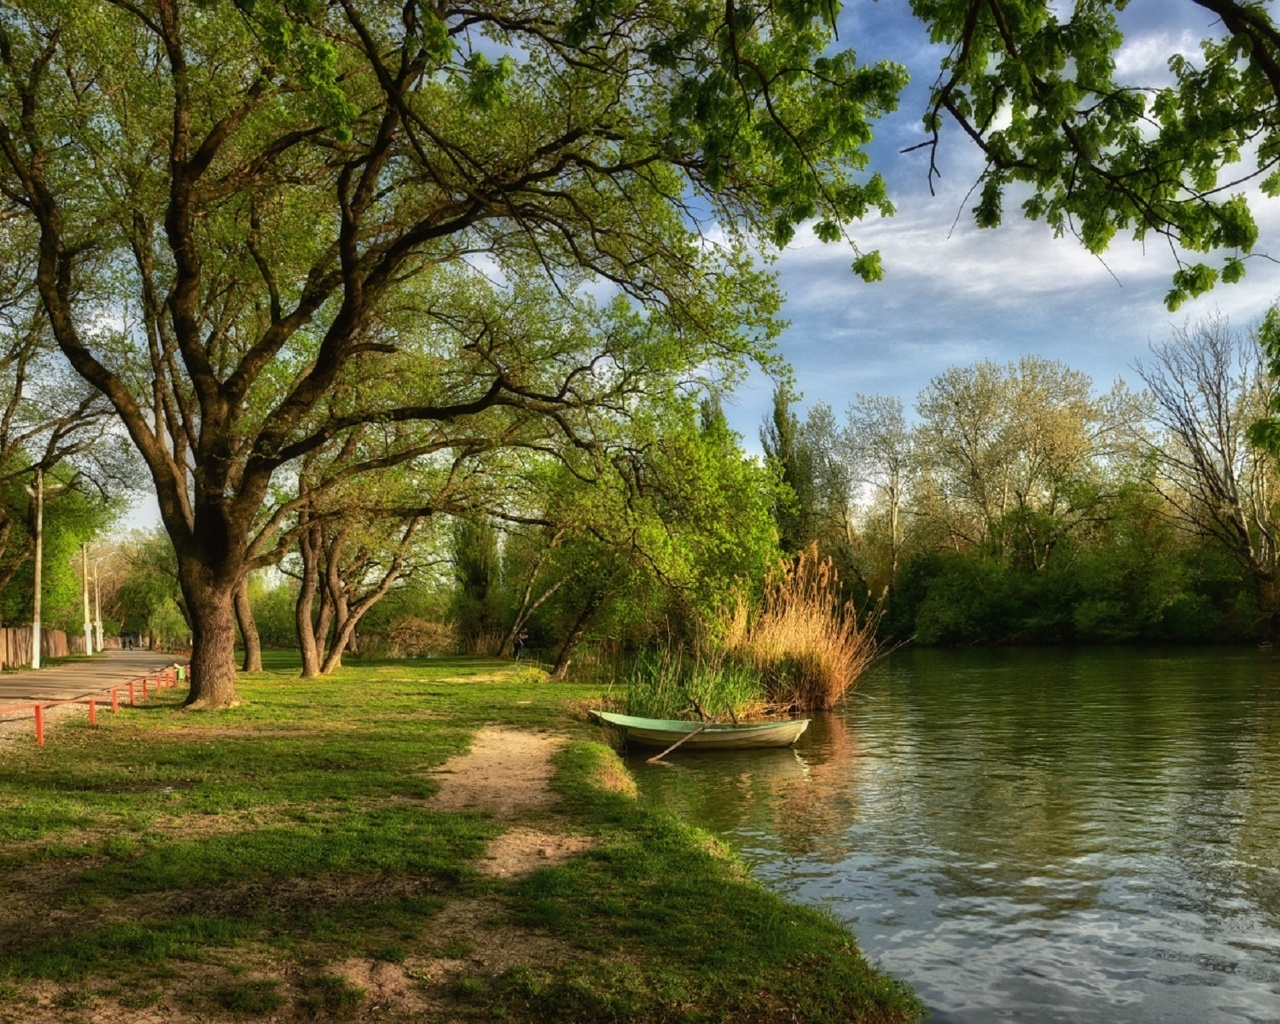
[{"xmin": 360, "ymin": 617, "xmax": 457, "ymax": 658}]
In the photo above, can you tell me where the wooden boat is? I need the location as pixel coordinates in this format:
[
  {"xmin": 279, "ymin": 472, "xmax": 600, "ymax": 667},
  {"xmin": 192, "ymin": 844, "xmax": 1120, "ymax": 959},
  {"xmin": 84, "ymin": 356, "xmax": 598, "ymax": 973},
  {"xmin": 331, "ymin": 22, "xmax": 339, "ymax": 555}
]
[{"xmin": 589, "ymin": 709, "xmax": 810, "ymax": 750}]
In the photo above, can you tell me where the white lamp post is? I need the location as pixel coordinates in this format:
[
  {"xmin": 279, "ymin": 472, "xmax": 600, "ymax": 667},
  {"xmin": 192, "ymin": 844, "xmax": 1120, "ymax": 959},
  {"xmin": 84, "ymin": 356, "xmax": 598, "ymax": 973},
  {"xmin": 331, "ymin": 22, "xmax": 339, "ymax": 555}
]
[
  {"xmin": 92, "ymin": 558, "xmax": 104, "ymax": 651},
  {"xmin": 81, "ymin": 543, "xmax": 94, "ymax": 655},
  {"xmin": 24, "ymin": 467, "xmax": 46, "ymax": 669}
]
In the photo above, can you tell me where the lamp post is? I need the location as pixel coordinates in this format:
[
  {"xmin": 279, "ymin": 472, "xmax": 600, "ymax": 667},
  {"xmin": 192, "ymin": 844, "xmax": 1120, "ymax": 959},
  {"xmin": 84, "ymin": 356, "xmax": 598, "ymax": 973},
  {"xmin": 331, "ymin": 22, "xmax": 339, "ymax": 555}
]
[
  {"xmin": 24, "ymin": 467, "xmax": 46, "ymax": 669},
  {"xmin": 93, "ymin": 558, "xmax": 104, "ymax": 651},
  {"xmin": 81, "ymin": 542, "xmax": 94, "ymax": 656}
]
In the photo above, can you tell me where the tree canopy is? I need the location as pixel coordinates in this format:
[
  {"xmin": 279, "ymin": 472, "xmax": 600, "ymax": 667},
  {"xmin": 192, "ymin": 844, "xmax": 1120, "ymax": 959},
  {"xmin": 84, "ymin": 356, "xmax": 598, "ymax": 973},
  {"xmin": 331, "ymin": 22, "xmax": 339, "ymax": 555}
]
[
  {"xmin": 4, "ymin": 1, "xmax": 1280, "ymax": 700},
  {"xmin": 0, "ymin": 0, "xmax": 907, "ymax": 703}
]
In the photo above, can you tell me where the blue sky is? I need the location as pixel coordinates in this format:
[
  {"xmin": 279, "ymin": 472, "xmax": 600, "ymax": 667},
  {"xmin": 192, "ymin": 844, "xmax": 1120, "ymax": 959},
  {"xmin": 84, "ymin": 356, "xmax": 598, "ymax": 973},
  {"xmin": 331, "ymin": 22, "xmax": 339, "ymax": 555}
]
[{"xmin": 722, "ymin": 0, "xmax": 1280, "ymax": 447}]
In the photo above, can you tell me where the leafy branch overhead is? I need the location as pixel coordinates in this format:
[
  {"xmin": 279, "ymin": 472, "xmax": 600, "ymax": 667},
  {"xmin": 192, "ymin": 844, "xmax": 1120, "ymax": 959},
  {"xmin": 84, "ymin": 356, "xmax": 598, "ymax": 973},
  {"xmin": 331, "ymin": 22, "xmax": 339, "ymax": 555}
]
[{"xmin": 911, "ymin": 0, "xmax": 1280, "ymax": 308}]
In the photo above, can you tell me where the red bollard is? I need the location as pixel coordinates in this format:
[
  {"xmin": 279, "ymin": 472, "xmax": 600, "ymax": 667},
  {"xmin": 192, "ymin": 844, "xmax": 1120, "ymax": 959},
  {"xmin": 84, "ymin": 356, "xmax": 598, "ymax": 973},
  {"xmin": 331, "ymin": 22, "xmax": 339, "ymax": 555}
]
[
  {"xmin": 88, "ymin": 700, "xmax": 97, "ymax": 727},
  {"xmin": 142, "ymin": 676, "xmax": 149, "ymax": 701},
  {"xmin": 34, "ymin": 705, "xmax": 44, "ymax": 746},
  {"xmin": 128, "ymin": 680, "xmax": 135, "ymax": 705},
  {"xmin": 111, "ymin": 689, "xmax": 119, "ymax": 713}
]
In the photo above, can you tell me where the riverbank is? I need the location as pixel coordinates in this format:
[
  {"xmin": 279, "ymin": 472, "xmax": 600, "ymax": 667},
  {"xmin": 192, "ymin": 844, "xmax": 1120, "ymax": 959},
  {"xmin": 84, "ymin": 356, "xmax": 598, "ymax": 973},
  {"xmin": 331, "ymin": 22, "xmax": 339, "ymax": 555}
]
[{"xmin": 0, "ymin": 654, "xmax": 920, "ymax": 1023}]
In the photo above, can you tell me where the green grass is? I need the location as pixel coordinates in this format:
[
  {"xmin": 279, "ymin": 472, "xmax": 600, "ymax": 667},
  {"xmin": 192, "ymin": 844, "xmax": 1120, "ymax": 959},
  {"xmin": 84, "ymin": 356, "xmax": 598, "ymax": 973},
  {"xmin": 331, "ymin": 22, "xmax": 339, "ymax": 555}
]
[{"xmin": 0, "ymin": 652, "xmax": 919, "ymax": 1023}]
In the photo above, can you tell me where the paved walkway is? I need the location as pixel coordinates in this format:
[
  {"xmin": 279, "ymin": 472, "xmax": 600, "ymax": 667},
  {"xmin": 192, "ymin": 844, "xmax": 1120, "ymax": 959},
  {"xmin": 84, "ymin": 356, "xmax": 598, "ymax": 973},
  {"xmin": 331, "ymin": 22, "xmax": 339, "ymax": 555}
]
[{"xmin": 0, "ymin": 650, "xmax": 186, "ymax": 706}]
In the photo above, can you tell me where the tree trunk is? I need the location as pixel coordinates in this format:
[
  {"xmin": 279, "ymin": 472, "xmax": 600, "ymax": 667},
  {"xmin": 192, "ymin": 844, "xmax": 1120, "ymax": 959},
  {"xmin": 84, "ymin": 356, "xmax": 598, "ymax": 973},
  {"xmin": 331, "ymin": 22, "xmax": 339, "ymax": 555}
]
[
  {"xmin": 321, "ymin": 600, "xmax": 370, "ymax": 674},
  {"xmin": 181, "ymin": 568, "xmax": 241, "ymax": 708},
  {"xmin": 296, "ymin": 524, "xmax": 322, "ymax": 679},
  {"xmin": 315, "ymin": 587, "xmax": 336, "ymax": 668},
  {"xmin": 318, "ymin": 516, "xmax": 420, "ymax": 674},
  {"xmin": 549, "ymin": 590, "xmax": 604, "ymax": 681},
  {"xmin": 234, "ymin": 575, "xmax": 263, "ymax": 673},
  {"xmin": 499, "ymin": 532, "xmax": 565, "ymax": 657}
]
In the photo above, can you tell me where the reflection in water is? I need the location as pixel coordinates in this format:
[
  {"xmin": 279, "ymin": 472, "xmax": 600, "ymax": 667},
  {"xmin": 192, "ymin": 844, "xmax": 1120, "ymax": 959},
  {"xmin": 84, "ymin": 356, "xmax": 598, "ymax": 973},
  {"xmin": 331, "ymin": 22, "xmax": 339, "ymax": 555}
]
[{"xmin": 633, "ymin": 648, "xmax": 1280, "ymax": 1024}]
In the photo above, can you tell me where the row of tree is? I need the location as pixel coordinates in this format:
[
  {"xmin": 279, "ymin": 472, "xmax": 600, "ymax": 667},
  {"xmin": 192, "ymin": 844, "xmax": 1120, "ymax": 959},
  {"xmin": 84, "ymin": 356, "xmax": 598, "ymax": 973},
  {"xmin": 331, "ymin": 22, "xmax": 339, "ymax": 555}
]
[
  {"xmin": 769, "ymin": 315, "xmax": 1280, "ymax": 644},
  {"xmin": 56, "ymin": 311, "xmax": 1280, "ymax": 673}
]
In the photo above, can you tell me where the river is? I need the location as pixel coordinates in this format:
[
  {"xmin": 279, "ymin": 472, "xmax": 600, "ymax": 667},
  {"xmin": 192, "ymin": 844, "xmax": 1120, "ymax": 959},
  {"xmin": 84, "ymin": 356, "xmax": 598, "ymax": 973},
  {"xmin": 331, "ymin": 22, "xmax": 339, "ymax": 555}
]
[{"xmin": 631, "ymin": 647, "xmax": 1280, "ymax": 1023}]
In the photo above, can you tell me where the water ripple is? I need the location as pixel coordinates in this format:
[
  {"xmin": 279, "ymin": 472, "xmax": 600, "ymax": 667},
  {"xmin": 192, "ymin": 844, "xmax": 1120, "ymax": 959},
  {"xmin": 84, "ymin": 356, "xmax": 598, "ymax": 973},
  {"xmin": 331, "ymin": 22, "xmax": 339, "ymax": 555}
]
[{"xmin": 634, "ymin": 647, "xmax": 1280, "ymax": 1024}]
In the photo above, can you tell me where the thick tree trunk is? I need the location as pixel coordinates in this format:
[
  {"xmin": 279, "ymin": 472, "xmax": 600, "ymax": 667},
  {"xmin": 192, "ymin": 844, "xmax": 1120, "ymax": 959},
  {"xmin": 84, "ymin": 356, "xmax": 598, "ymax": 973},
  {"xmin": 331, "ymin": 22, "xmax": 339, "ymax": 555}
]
[
  {"xmin": 320, "ymin": 602, "xmax": 364, "ymax": 674},
  {"xmin": 320, "ymin": 571, "xmax": 401, "ymax": 674},
  {"xmin": 315, "ymin": 588, "xmax": 336, "ymax": 668},
  {"xmin": 324, "ymin": 535, "xmax": 348, "ymax": 670},
  {"xmin": 181, "ymin": 569, "xmax": 241, "ymax": 708},
  {"xmin": 318, "ymin": 516, "xmax": 420, "ymax": 674},
  {"xmin": 234, "ymin": 575, "xmax": 263, "ymax": 673}
]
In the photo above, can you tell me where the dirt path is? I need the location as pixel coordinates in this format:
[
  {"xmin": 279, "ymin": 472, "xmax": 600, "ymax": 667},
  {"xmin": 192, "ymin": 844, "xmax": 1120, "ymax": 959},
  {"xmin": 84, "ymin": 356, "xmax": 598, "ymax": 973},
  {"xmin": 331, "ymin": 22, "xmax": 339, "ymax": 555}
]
[{"xmin": 428, "ymin": 726, "xmax": 596, "ymax": 877}]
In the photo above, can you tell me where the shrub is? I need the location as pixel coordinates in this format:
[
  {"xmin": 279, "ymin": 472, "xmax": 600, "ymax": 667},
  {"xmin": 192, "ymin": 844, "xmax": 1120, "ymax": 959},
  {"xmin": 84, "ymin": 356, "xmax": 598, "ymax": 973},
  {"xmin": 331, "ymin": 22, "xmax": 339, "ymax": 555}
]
[{"xmin": 360, "ymin": 617, "xmax": 457, "ymax": 658}]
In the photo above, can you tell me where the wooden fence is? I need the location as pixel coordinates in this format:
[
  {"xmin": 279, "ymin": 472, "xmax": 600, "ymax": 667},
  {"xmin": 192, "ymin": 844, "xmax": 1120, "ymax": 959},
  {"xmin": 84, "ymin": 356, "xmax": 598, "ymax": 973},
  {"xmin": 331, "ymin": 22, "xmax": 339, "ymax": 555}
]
[{"xmin": 0, "ymin": 627, "xmax": 87, "ymax": 671}]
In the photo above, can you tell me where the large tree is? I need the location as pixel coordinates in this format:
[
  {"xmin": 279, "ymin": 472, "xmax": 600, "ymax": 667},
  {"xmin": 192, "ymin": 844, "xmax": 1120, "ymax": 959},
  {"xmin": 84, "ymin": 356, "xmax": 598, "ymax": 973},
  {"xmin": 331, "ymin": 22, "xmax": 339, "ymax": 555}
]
[
  {"xmin": 913, "ymin": 355, "xmax": 1143, "ymax": 567},
  {"xmin": 0, "ymin": 0, "xmax": 904, "ymax": 706},
  {"xmin": 1139, "ymin": 313, "xmax": 1280, "ymax": 634}
]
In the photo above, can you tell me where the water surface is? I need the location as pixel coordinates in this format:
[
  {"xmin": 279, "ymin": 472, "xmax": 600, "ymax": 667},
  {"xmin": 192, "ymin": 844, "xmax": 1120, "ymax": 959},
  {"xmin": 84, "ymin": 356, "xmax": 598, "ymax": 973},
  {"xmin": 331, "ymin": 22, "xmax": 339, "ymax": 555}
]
[{"xmin": 632, "ymin": 647, "xmax": 1280, "ymax": 1023}]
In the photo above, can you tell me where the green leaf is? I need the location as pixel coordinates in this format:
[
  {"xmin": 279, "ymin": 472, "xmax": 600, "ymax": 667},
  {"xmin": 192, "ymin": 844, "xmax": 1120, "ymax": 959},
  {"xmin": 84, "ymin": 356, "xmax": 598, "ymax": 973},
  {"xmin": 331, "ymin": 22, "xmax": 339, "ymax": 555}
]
[{"xmin": 852, "ymin": 251, "xmax": 884, "ymax": 283}]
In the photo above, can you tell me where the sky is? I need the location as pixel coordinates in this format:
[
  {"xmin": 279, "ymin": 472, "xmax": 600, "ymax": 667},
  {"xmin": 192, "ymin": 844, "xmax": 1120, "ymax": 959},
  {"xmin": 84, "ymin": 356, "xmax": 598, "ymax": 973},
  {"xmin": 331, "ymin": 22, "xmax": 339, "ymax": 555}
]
[{"xmin": 721, "ymin": 0, "xmax": 1280, "ymax": 448}]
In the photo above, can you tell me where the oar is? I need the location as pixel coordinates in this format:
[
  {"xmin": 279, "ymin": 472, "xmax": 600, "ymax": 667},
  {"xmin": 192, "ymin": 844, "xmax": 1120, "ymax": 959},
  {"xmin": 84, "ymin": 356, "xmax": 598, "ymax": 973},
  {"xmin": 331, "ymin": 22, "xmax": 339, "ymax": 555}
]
[{"xmin": 646, "ymin": 718, "xmax": 714, "ymax": 764}]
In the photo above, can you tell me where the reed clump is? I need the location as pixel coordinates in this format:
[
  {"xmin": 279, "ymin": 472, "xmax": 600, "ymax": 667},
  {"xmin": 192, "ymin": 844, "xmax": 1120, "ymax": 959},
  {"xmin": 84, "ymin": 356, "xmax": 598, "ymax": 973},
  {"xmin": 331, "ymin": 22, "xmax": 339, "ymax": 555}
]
[
  {"xmin": 620, "ymin": 647, "xmax": 768, "ymax": 721},
  {"xmin": 724, "ymin": 545, "xmax": 880, "ymax": 711}
]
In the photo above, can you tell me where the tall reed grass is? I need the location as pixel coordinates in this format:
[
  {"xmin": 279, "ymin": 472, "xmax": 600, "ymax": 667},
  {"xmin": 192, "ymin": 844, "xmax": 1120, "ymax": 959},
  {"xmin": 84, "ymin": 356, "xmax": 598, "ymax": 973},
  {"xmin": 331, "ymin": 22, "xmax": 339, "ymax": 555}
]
[
  {"xmin": 618, "ymin": 647, "xmax": 768, "ymax": 721},
  {"xmin": 724, "ymin": 545, "xmax": 881, "ymax": 711}
]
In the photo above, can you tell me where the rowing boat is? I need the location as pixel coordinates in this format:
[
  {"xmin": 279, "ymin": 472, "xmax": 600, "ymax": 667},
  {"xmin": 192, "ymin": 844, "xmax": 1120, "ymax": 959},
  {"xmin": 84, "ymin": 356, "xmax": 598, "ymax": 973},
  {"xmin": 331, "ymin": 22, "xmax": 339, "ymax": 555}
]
[{"xmin": 589, "ymin": 709, "xmax": 810, "ymax": 750}]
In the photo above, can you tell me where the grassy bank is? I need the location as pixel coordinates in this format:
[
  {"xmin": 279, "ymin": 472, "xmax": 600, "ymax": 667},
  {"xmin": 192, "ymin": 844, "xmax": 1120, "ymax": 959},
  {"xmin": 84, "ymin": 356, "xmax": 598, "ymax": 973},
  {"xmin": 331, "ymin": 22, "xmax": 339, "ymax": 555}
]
[{"xmin": 0, "ymin": 653, "xmax": 920, "ymax": 1023}]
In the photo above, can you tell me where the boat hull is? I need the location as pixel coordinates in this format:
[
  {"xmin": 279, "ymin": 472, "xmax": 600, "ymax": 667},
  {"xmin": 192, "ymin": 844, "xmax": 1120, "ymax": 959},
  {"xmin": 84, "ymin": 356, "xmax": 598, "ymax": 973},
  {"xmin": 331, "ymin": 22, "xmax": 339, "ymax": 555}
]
[{"xmin": 589, "ymin": 710, "xmax": 810, "ymax": 749}]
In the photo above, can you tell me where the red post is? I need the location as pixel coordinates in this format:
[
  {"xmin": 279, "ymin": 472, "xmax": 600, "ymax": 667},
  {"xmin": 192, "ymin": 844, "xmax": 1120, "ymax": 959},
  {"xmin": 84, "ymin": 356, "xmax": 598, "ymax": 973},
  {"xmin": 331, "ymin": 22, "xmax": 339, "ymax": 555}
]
[
  {"xmin": 128, "ymin": 679, "xmax": 135, "ymax": 705},
  {"xmin": 142, "ymin": 676, "xmax": 148, "ymax": 701},
  {"xmin": 111, "ymin": 688, "xmax": 119, "ymax": 713},
  {"xmin": 88, "ymin": 700, "xmax": 97, "ymax": 727},
  {"xmin": 34, "ymin": 705, "xmax": 43, "ymax": 746}
]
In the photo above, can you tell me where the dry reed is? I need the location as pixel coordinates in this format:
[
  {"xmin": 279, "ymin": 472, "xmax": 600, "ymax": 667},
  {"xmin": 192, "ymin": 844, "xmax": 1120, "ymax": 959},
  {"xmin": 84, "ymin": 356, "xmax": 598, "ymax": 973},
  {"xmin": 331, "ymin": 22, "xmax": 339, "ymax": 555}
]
[{"xmin": 725, "ymin": 545, "xmax": 881, "ymax": 711}]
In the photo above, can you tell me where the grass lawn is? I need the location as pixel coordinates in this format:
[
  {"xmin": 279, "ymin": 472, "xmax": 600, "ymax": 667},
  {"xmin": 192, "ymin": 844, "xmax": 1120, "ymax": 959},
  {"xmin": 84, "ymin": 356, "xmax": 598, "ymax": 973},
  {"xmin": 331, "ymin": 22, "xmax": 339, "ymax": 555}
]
[{"xmin": 0, "ymin": 653, "xmax": 920, "ymax": 1023}]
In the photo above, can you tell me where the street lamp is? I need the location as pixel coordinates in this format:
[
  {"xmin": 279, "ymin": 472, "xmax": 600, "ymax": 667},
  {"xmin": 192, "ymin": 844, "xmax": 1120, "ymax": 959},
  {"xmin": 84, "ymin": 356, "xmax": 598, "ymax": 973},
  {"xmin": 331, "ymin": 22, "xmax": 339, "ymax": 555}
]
[
  {"xmin": 93, "ymin": 558, "xmax": 104, "ymax": 651},
  {"xmin": 22, "ymin": 466, "xmax": 65, "ymax": 670},
  {"xmin": 88, "ymin": 552, "xmax": 111, "ymax": 651},
  {"xmin": 24, "ymin": 467, "xmax": 47, "ymax": 669},
  {"xmin": 81, "ymin": 542, "xmax": 94, "ymax": 656}
]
